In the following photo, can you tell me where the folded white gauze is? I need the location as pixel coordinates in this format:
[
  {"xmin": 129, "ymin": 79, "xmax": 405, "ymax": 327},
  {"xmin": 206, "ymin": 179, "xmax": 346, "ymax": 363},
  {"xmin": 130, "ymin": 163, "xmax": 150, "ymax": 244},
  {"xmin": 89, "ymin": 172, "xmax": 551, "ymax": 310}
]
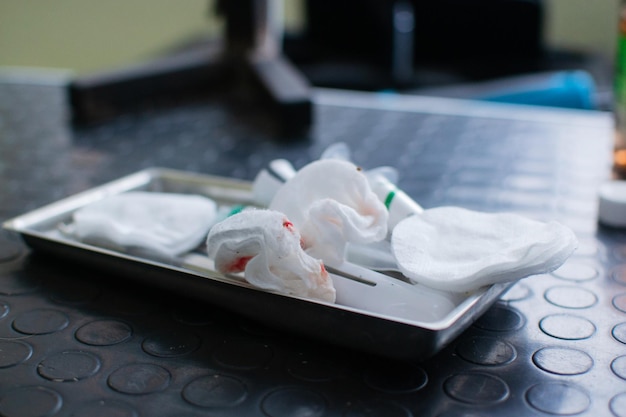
[
  {"xmin": 391, "ymin": 206, "xmax": 578, "ymax": 293},
  {"xmin": 206, "ymin": 209, "xmax": 336, "ymax": 303},
  {"xmin": 72, "ymin": 191, "xmax": 217, "ymax": 258},
  {"xmin": 269, "ymin": 159, "xmax": 388, "ymax": 265}
]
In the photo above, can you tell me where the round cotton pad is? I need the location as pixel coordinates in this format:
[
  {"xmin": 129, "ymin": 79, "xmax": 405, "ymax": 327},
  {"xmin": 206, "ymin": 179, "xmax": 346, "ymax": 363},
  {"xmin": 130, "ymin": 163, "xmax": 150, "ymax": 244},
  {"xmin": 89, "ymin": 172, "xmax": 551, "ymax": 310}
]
[
  {"xmin": 72, "ymin": 192, "xmax": 217, "ymax": 259},
  {"xmin": 391, "ymin": 207, "xmax": 578, "ymax": 293}
]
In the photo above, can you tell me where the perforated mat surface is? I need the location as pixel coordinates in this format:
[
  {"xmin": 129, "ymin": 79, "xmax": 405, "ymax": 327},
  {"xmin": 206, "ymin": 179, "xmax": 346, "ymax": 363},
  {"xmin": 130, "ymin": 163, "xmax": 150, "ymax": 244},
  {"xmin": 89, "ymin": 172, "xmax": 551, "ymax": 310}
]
[{"xmin": 1, "ymin": 77, "xmax": 625, "ymax": 417}]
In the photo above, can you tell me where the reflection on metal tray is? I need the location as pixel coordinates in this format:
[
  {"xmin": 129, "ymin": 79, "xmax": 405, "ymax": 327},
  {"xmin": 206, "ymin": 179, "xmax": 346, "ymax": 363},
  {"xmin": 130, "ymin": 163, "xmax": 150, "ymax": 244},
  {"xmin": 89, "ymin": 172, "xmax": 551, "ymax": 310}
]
[{"xmin": 3, "ymin": 167, "xmax": 511, "ymax": 361}]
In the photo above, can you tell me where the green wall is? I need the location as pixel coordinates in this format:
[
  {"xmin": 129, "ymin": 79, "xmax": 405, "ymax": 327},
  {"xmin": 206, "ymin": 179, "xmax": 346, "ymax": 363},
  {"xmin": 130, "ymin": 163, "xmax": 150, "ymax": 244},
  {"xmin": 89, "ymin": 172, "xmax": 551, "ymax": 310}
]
[
  {"xmin": 0, "ymin": 0, "xmax": 217, "ymax": 74},
  {"xmin": 0, "ymin": 0, "xmax": 619, "ymax": 75}
]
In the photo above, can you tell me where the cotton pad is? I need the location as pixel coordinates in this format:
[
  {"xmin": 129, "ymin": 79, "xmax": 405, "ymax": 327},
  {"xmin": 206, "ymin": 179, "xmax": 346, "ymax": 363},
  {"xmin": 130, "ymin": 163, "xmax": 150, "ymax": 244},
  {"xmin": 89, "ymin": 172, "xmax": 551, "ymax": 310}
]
[
  {"xmin": 270, "ymin": 159, "xmax": 388, "ymax": 265},
  {"xmin": 206, "ymin": 209, "xmax": 335, "ymax": 303},
  {"xmin": 72, "ymin": 191, "xmax": 217, "ymax": 259},
  {"xmin": 391, "ymin": 206, "xmax": 578, "ymax": 293}
]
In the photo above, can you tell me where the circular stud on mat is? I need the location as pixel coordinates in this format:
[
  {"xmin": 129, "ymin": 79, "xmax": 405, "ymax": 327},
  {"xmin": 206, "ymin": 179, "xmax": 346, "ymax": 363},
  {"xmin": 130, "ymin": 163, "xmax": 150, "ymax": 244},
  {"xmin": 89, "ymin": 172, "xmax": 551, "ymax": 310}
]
[
  {"xmin": 525, "ymin": 382, "xmax": 590, "ymax": 415},
  {"xmin": 182, "ymin": 374, "xmax": 248, "ymax": 408},
  {"xmin": 37, "ymin": 350, "xmax": 101, "ymax": 382}
]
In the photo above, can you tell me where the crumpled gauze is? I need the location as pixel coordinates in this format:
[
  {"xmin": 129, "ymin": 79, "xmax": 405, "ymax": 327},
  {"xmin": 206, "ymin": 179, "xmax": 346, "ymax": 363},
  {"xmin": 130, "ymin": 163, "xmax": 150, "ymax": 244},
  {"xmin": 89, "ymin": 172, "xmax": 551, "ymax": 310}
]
[
  {"xmin": 269, "ymin": 159, "xmax": 388, "ymax": 265},
  {"xmin": 391, "ymin": 206, "xmax": 578, "ymax": 293},
  {"xmin": 72, "ymin": 191, "xmax": 217, "ymax": 258},
  {"xmin": 206, "ymin": 209, "xmax": 336, "ymax": 303}
]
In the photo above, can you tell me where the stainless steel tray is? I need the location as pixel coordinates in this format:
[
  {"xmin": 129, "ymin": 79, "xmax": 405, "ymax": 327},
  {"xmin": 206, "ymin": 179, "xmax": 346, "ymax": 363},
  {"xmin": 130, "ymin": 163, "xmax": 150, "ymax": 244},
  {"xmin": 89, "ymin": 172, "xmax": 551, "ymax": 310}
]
[{"xmin": 3, "ymin": 168, "xmax": 512, "ymax": 361}]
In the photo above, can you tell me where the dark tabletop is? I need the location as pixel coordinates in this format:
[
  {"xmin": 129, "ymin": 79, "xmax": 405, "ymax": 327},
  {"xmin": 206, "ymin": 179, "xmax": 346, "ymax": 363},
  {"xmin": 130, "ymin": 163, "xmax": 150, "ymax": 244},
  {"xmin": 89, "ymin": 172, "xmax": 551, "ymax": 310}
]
[{"xmin": 0, "ymin": 73, "xmax": 625, "ymax": 417}]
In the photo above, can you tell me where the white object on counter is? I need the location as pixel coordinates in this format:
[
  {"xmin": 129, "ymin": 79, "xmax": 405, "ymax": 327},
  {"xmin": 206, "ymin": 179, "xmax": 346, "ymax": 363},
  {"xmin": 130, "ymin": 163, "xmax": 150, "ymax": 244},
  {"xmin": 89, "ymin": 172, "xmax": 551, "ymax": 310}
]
[{"xmin": 598, "ymin": 180, "xmax": 626, "ymax": 228}]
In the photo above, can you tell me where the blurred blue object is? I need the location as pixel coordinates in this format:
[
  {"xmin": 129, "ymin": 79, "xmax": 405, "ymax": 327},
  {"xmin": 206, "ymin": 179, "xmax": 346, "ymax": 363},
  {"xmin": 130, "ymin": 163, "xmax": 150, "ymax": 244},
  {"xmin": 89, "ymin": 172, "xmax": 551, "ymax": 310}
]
[
  {"xmin": 477, "ymin": 71, "xmax": 597, "ymax": 110},
  {"xmin": 412, "ymin": 70, "xmax": 598, "ymax": 110}
]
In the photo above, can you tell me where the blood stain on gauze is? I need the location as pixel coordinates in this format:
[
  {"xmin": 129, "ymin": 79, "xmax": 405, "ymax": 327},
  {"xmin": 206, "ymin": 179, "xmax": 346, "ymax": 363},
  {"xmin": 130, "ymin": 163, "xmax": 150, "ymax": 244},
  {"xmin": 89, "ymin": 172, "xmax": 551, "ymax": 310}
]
[
  {"xmin": 206, "ymin": 209, "xmax": 336, "ymax": 303},
  {"xmin": 269, "ymin": 159, "xmax": 388, "ymax": 266},
  {"xmin": 391, "ymin": 206, "xmax": 578, "ymax": 293}
]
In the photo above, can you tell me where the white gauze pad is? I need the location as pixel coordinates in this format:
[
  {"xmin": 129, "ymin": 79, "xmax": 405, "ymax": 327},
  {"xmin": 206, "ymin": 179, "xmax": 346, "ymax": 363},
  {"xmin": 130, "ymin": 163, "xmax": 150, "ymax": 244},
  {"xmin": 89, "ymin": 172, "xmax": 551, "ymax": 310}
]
[
  {"xmin": 270, "ymin": 159, "xmax": 388, "ymax": 265},
  {"xmin": 72, "ymin": 191, "xmax": 217, "ymax": 258},
  {"xmin": 391, "ymin": 206, "xmax": 578, "ymax": 293},
  {"xmin": 206, "ymin": 209, "xmax": 336, "ymax": 303}
]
